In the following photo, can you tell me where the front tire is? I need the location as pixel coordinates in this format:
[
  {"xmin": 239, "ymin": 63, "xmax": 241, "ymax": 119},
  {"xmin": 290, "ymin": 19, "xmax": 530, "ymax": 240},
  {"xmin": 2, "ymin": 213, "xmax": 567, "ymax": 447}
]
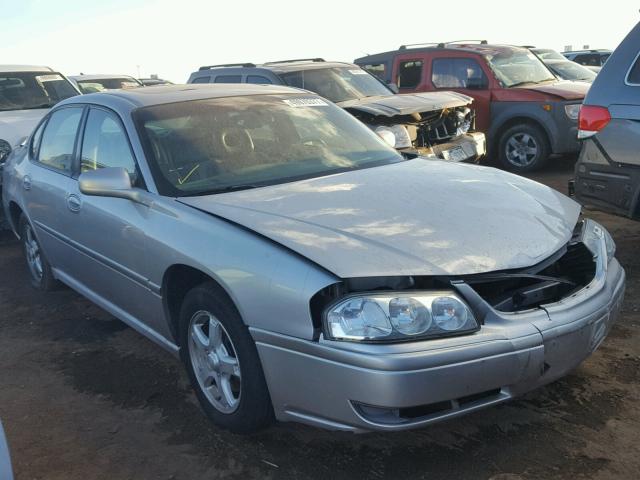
[
  {"xmin": 498, "ymin": 124, "xmax": 550, "ymax": 172},
  {"xmin": 19, "ymin": 215, "xmax": 57, "ymax": 291},
  {"xmin": 179, "ymin": 282, "xmax": 274, "ymax": 433}
]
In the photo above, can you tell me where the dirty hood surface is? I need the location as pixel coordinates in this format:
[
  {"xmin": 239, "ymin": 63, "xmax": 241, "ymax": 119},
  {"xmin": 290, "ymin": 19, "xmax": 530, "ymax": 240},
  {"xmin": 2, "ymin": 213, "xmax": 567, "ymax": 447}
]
[
  {"xmin": 337, "ymin": 92, "xmax": 473, "ymax": 117},
  {"xmin": 179, "ymin": 160, "xmax": 581, "ymax": 278},
  {"xmin": 0, "ymin": 109, "xmax": 48, "ymax": 147},
  {"xmin": 521, "ymin": 80, "xmax": 589, "ymax": 100}
]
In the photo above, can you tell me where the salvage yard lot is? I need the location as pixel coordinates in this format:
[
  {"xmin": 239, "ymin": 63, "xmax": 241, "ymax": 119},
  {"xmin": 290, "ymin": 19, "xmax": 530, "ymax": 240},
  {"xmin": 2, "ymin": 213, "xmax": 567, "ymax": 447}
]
[{"xmin": 0, "ymin": 157, "xmax": 639, "ymax": 480}]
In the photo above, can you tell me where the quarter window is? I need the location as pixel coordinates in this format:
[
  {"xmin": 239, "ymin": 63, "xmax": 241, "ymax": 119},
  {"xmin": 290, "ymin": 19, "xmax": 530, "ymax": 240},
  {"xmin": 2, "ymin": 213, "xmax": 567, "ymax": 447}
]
[
  {"xmin": 37, "ymin": 108, "xmax": 82, "ymax": 173},
  {"xmin": 29, "ymin": 119, "xmax": 47, "ymax": 159},
  {"xmin": 360, "ymin": 63, "xmax": 386, "ymax": 80},
  {"xmin": 80, "ymin": 108, "xmax": 137, "ymax": 175},
  {"xmin": 246, "ymin": 75, "xmax": 273, "ymax": 84},
  {"xmin": 432, "ymin": 58, "xmax": 487, "ymax": 88},
  {"xmin": 191, "ymin": 76, "xmax": 210, "ymax": 84},
  {"xmin": 398, "ymin": 60, "xmax": 423, "ymax": 88},
  {"xmin": 627, "ymin": 53, "xmax": 640, "ymax": 84},
  {"xmin": 214, "ymin": 75, "xmax": 242, "ymax": 83}
]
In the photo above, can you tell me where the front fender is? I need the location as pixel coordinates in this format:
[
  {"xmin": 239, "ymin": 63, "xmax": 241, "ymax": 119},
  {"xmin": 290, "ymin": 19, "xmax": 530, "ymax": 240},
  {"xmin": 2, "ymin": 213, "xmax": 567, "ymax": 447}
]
[{"xmin": 488, "ymin": 102, "xmax": 558, "ymax": 150}]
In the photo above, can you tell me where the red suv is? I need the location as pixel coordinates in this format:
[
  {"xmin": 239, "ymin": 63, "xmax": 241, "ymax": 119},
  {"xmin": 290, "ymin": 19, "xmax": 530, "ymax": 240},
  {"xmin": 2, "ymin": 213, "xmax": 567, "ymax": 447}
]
[{"xmin": 355, "ymin": 42, "xmax": 589, "ymax": 172}]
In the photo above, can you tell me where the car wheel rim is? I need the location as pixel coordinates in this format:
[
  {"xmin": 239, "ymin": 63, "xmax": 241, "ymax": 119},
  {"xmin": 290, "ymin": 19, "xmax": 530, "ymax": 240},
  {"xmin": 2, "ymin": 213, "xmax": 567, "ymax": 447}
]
[
  {"xmin": 505, "ymin": 133, "xmax": 538, "ymax": 167},
  {"xmin": 188, "ymin": 310, "xmax": 241, "ymax": 414},
  {"xmin": 24, "ymin": 224, "xmax": 43, "ymax": 282}
]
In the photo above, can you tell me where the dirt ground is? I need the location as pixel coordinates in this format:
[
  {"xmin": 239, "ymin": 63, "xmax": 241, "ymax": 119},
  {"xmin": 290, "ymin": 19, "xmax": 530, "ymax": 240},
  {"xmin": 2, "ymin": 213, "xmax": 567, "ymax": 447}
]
[{"xmin": 1, "ymin": 156, "xmax": 639, "ymax": 480}]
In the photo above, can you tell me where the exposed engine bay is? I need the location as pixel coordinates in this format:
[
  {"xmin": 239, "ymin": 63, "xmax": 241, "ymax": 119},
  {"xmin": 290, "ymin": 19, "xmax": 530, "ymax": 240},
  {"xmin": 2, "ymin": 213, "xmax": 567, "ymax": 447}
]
[{"xmin": 338, "ymin": 91, "xmax": 485, "ymax": 161}]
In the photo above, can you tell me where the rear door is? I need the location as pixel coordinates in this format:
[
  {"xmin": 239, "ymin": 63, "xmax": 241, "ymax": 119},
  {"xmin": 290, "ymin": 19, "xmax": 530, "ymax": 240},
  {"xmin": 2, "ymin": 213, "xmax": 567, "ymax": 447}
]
[
  {"xmin": 23, "ymin": 106, "xmax": 84, "ymax": 274},
  {"xmin": 426, "ymin": 54, "xmax": 494, "ymax": 133}
]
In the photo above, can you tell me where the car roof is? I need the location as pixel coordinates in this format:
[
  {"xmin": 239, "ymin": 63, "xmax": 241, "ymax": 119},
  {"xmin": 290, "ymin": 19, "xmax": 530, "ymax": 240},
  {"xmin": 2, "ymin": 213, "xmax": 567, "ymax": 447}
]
[
  {"xmin": 354, "ymin": 43, "xmax": 528, "ymax": 63},
  {"xmin": 563, "ymin": 49, "xmax": 612, "ymax": 54},
  {"xmin": 194, "ymin": 60, "xmax": 359, "ymax": 76},
  {"xmin": 0, "ymin": 65, "xmax": 55, "ymax": 73},
  {"xmin": 59, "ymin": 83, "xmax": 306, "ymax": 109},
  {"xmin": 70, "ymin": 74, "xmax": 138, "ymax": 81}
]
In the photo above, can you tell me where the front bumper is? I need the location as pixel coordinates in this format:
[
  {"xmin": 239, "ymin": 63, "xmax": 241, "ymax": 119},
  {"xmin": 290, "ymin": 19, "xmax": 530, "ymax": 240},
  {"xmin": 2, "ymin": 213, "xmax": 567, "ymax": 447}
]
[
  {"xmin": 253, "ymin": 258, "xmax": 625, "ymax": 432},
  {"xmin": 414, "ymin": 132, "xmax": 486, "ymax": 163}
]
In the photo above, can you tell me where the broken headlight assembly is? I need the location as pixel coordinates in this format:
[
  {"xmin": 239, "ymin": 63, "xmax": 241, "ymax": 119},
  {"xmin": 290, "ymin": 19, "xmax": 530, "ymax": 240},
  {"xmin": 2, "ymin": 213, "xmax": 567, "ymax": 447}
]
[
  {"xmin": 581, "ymin": 218, "xmax": 616, "ymax": 265},
  {"xmin": 323, "ymin": 292, "xmax": 479, "ymax": 342},
  {"xmin": 564, "ymin": 104, "xmax": 582, "ymax": 121},
  {"xmin": 374, "ymin": 125, "xmax": 412, "ymax": 149}
]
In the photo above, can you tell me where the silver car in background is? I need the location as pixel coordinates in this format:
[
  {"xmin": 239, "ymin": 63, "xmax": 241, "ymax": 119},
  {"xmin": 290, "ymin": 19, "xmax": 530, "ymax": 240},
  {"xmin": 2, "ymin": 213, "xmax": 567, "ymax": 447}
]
[
  {"xmin": 0, "ymin": 421, "xmax": 13, "ymax": 480},
  {"xmin": 2, "ymin": 85, "xmax": 624, "ymax": 433}
]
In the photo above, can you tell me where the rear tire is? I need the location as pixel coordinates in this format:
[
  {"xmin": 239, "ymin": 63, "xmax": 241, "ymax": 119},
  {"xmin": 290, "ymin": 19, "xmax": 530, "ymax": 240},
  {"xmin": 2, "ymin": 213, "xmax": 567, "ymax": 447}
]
[
  {"xmin": 498, "ymin": 123, "xmax": 550, "ymax": 173},
  {"xmin": 179, "ymin": 282, "xmax": 274, "ymax": 433},
  {"xmin": 19, "ymin": 215, "xmax": 58, "ymax": 291}
]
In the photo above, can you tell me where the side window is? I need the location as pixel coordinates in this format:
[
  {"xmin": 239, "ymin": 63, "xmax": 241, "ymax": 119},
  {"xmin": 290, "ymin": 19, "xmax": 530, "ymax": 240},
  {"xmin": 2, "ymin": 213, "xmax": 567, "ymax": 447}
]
[
  {"xmin": 361, "ymin": 63, "xmax": 386, "ymax": 80},
  {"xmin": 432, "ymin": 58, "xmax": 487, "ymax": 89},
  {"xmin": 191, "ymin": 76, "xmax": 210, "ymax": 84},
  {"xmin": 80, "ymin": 108, "xmax": 137, "ymax": 176},
  {"xmin": 29, "ymin": 119, "xmax": 47, "ymax": 159},
  {"xmin": 398, "ymin": 60, "xmax": 423, "ymax": 88},
  {"xmin": 37, "ymin": 108, "xmax": 82, "ymax": 173},
  {"xmin": 627, "ymin": 53, "xmax": 640, "ymax": 84},
  {"xmin": 214, "ymin": 75, "xmax": 242, "ymax": 83},
  {"xmin": 246, "ymin": 75, "xmax": 273, "ymax": 84},
  {"xmin": 574, "ymin": 54, "xmax": 599, "ymax": 66}
]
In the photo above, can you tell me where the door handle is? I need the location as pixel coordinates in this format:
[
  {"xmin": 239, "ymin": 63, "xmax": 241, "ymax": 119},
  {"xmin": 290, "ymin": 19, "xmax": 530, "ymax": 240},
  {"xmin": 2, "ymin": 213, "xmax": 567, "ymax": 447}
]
[
  {"xmin": 67, "ymin": 194, "xmax": 82, "ymax": 213},
  {"xmin": 22, "ymin": 176, "xmax": 31, "ymax": 191}
]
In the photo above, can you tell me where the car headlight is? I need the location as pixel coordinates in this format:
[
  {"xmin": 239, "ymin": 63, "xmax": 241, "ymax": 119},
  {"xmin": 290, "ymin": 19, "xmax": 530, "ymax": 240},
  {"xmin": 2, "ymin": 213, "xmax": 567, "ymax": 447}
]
[
  {"xmin": 581, "ymin": 218, "xmax": 615, "ymax": 264},
  {"xmin": 324, "ymin": 291, "xmax": 479, "ymax": 342},
  {"xmin": 374, "ymin": 125, "xmax": 412, "ymax": 149},
  {"xmin": 455, "ymin": 107, "xmax": 472, "ymax": 135},
  {"xmin": 564, "ymin": 104, "xmax": 581, "ymax": 121},
  {"xmin": 0, "ymin": 139, "xmax": 11, "ymax": 165}
]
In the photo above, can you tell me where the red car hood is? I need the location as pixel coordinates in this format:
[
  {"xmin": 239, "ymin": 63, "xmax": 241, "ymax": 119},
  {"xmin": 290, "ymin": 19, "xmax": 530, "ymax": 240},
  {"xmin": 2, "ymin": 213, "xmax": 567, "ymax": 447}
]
[{"xmin": 522, "ymin": 81, "xmax": 589, "ymax": 101}]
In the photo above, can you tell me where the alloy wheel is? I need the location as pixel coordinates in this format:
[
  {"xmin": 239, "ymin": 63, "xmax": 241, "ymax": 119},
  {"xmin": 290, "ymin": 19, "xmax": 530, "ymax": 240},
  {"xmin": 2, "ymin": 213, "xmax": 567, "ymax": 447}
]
[
  {"xmin": 188, "ymin": 310, "xmax": 242, "ymax": 414},
  {"xmin": 24, "ymin": 224, "xmax": 43, "ymax": 282},
  {"xmin": 505, "ymin": 132, "xmax": 539, "ymax": 168}
]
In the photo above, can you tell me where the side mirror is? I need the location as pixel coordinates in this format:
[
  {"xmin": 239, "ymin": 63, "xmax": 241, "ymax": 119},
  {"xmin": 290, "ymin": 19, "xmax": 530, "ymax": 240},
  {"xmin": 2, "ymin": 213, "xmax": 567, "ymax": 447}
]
[
  {"xmin": 465, "ymin": 77, "xmax": 488, "ymax": 90},
  {"xmin": 387, "ymin": 82, "xmax": 399, "ymax": 94},
  {"xmin": 79, "ymin": 167, "xmax": 149, "ymax": 205}
]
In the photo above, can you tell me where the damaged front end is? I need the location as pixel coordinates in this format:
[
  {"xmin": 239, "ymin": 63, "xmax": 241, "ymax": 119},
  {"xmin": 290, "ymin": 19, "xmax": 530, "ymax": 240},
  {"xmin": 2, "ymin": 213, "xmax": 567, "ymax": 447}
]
[{"xmin": 339, "ymin": 92, "xmax": 486, "ymax": 163}]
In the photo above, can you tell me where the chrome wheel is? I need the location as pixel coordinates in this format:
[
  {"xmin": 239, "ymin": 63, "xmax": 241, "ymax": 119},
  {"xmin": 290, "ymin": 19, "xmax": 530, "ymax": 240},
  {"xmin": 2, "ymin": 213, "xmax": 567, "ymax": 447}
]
[
  {"xmin": 188, "ymin": 310, "xmax": 241, "ymax": 414},
  {"xmin": 24, "ymin": 224, "xmax": 43, "ymax": 282},
  {"xmin": 505, "ymin": 132, "xmax": 539, "ymax": 168}
]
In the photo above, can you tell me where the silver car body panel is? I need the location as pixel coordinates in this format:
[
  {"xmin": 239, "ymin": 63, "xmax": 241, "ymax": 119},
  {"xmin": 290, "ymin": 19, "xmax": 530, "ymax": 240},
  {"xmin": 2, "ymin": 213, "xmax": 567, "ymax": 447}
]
[
  {"xmin": 0, "ymin": 109, "xmax": 49, "ymax": 148},
  {"xmin": 0, "ymin": 85, "xmax": 622, "ymax": 432},
  {"xmin": 180, "ymin": 160, "xmax": 580, "ymax": 278}
]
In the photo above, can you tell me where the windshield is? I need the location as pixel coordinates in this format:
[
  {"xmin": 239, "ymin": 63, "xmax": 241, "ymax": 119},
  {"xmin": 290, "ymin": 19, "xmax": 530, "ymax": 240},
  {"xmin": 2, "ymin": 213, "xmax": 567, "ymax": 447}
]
[
  {"xmin": 0, "ymin": 72, "xmax": 78, "ymax": 111},
  {"xmin": 486, "ymin": 50, "xmax": 556, "ymax": 87},
  {"xmin": 532, "ymin": 49, "xmax": 566, "ymax": 61},
  {"xmin": 77, "ymin": 77, "xmax": 141, "ymax": 92},
  {"xmin": 135, "ymin": 94, "xmax": 403, "ymax": 197},
  {"xmin": 279, "ymin": 67, "xmax": 393, "ymax": 103},
  {"xmin": 548, "ymin": 61, "xmax": 596, "ymax": 81}
]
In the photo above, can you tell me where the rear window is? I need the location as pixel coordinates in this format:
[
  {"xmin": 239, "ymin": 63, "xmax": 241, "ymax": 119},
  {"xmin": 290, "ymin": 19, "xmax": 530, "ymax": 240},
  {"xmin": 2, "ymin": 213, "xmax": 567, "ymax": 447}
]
[
  {"xmin": 246, "ymin": 75, "xmax": 273, "ymax": 84},
  {"xmin": 627, "ymin": 53, "xmax": 640, "ymax": 84},
  {"xmin": 398, "ymin": 60, "xmax": 423, "ymax": 88}
]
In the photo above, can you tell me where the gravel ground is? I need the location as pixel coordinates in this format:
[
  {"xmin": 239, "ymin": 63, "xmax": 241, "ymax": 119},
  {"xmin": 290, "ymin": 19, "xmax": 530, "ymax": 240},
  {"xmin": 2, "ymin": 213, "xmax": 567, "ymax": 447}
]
[{"xmin": 0, "ymin": 157, "xmax": 638, "ymax": 480}]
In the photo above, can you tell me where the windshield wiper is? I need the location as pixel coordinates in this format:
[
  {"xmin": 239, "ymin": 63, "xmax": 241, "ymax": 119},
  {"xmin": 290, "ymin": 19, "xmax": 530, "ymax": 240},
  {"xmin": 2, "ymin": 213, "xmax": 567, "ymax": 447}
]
[
  {"xmin": 508, "ymin": 81, "xmax": 539, "ymax": 88},
  {"xmin": 22, "ymin": 103, "xmax": 54, "ymax": 110},
  {"xmin": 205, "ymin": 184, "xmax": 262, "ymax": 195}
]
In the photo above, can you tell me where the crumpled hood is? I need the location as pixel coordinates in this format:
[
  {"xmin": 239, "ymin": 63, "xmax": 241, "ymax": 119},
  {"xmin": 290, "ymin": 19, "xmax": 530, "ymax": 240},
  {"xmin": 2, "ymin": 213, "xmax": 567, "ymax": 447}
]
[
  {"xmin": 337, "ymin": 92, "xmax": 473, "ymax": 117},
  {"xmin": 179, "ymin": 160, "xmax": 581, "ymax": 278},
  {"xmin": 520, "ymin": 80, "xmax": 589, "ymax": 101},
  {"xmin": 0, "ymin": 109, "xmax": 48, "ymax": 147}
]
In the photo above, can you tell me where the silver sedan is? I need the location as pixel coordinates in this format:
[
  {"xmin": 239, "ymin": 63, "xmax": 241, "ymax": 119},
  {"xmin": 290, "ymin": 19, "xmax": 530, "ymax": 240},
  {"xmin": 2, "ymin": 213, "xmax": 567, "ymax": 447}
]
[{"xmin": 1, "ymin": 85, "xmax": 625, "ymax": 433}]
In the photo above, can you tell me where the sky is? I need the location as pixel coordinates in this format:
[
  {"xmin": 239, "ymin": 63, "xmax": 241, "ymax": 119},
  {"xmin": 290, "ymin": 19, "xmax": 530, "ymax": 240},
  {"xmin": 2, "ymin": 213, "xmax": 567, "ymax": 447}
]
[{"xmin": 1, "ymin": 0, "xmax": 638, "ymax": 83}]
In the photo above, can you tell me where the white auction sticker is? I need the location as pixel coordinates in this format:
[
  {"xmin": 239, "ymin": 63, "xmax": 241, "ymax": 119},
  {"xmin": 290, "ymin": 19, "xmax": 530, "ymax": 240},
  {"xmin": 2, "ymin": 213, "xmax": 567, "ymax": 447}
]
[
  {"xmin": 283, "ymin": 98, "xmax": 329, "ymax": 107},
  {"xmin": 36, "ymin": 74, "xmax": 64, "ymax": 82},
  {"xmin": 349, "ymin": 69, "xmax": 368, "ymax": 75}
]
